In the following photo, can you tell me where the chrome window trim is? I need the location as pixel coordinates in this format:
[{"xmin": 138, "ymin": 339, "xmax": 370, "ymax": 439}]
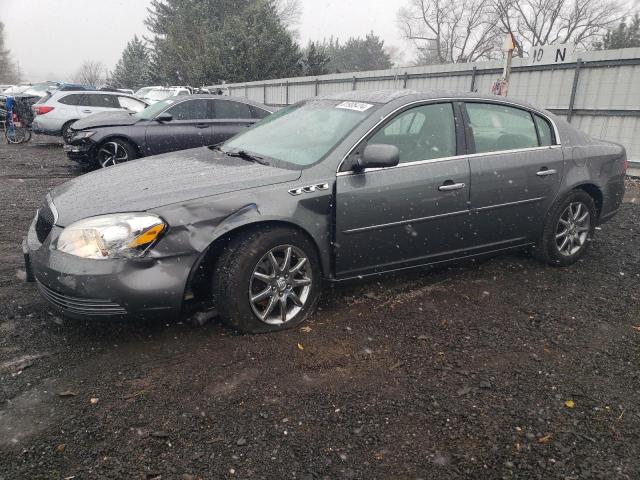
[
  {"xmin": 335, "ymin": 97, "xmax": 562, "ymax": 175},
  {"xmin": 336, "ymin": 145, "xmax": 562, "ymax": 177}
]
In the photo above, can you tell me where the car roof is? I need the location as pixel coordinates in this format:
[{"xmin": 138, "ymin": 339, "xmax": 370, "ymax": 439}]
[
  {"xmin": 165, "ymin": 94, "xmax": 276, "ymax": 112},
  {"xmin": 51, "ymin": 90, "xmax": 132, "ymax": 98},
  {"xmin": 315, "ymin": 88, "xmax": 542, "ymax": 112}
]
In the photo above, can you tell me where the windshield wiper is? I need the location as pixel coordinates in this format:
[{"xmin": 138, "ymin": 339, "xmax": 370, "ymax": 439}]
[{"xmin": 225, "ymin": 149, "xmax": 269, "ymax": 166}]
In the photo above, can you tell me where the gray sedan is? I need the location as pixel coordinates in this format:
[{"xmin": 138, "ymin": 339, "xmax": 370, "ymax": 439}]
[{"xmin": 24, "ymin": 89, "xmax": 626, "ymax": 333}]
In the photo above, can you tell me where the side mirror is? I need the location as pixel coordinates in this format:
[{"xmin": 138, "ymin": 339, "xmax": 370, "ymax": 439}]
[
  {"xmin": 354, "ymin": 144, "xmax": 400, "ymax": 170},
  {"xmin": 155, "ymin": 112, "xmax": 173, "ymax": 122}
]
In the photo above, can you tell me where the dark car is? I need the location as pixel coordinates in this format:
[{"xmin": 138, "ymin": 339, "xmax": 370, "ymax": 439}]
[
  {"xmin": 25, "ymin": 89, "xmax": 626, "ymax": 333},
  {"xmin": 64, "ymin": 95, "xmax": 275, "ymax": 168}
]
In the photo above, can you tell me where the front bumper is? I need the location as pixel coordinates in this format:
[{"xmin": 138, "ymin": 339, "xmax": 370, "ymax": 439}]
[
  {"xmin": 63, "ymin": 141, "xmax": 96, "ymax": 163},
  {"xmin": 24, "ymin": 220, "xmax": 199, "ymax": 321}
]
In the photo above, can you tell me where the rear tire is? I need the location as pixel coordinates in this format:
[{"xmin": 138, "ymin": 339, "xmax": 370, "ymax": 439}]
[
  {"xmin": 535, "ymin": 189, "xmax": 597, "ymax": 266},
  {"xmin": 95, "ymin": 138, "xmax": 137, "ymax": 168},
  {"xmin": 213, "ymin": 226, "xmax": 322, "ymax": 334}
]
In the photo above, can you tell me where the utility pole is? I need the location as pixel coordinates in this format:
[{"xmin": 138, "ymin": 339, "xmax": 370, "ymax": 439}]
[{"xmin": 492, "ymin": 32, "xmax": 516, "ymax": 96}]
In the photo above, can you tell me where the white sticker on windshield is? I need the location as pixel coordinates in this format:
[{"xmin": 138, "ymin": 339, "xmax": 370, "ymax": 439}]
[{"xmin": 336, "ymin": 101, "xmax": 373, "ymax": 112}]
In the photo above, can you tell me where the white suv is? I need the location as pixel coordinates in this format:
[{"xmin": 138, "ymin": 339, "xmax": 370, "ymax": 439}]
[{"xmin": 32, "ymin": 90, "xmax": 149, "ymax": 138}]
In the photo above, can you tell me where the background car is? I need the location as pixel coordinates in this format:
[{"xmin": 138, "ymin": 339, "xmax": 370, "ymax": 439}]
[
  {"xmin": 64, "ymin": 95, "xmax": 274, "ymax": 168},
  {"xmin": 2, "ymin": 84, "xmax": 32, "ymax": 95},
  {"xmin": 141, "ymin": 86, "xmax": 191, "ymax": 104},
  {"xmin": 32, "ymin": 90, "xmax": 149, "ymax": 138},
  {"xmin": 134, "ymin": 86, "xmax": 161, "ymax": 99},
  {"xmin": 26, "ymin": 90, "xmax": 626, "ymax": 334}
]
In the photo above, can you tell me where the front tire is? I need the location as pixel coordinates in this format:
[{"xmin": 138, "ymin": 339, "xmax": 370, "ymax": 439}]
[
  {"xmin": 95, "ymin": 139, "xmax": 137, "ymax": 168},
  {"xmin": 535, "ymin": 190, "xmax": 597, "ymax": 266},
  {"xmin": 214, "ymin": 226, "xmax": 322, "ymax": 334}
]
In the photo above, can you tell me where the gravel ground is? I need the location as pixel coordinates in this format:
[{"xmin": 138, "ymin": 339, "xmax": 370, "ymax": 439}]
[{"xmin": 1, "ymin": 140, "xmax": 639, "ymax": 480}]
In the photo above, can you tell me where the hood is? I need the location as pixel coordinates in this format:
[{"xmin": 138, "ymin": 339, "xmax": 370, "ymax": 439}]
[
  {"xmin": 49, "ymin": 147, "xmax": 302, "ymax": 226},
  {"xmin": 71, "ymin": 111, "xmax": 141, "ymax": 130}
]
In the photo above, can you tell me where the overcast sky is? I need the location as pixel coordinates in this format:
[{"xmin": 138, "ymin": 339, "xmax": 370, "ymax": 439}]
[{"xmin": 1, "ymin": 0, "xmax": 410, "ymax": 82}]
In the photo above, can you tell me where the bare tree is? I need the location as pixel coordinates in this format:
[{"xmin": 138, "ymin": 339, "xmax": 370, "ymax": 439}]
[
  {"xmin": 398, "ymin": 0, "xmax": 502, "ymax": 64},
  {"xmin": 73, "ymin": 60, "xmax": 106, "ymax": 86},
  {"xmin": 275, "ymin": 0, "xmax": 302, "ymax": 28},
  {"xmin": 492, "ymin": 0, "xmax": 625, "ymax": 54},
  {"xmin": 385, "ymin": 45, "xmax": 407, "ymax": 67}
]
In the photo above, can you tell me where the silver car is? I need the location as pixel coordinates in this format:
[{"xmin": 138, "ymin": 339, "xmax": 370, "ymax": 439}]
[{"xmin": 32, "ymin": 91, "xmax": 148, "ymax": 138}]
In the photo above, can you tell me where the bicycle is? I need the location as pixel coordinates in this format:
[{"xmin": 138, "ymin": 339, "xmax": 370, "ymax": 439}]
[{"xmin": 4, "ymin": 109, "xmax": 32, "ymax": 144}]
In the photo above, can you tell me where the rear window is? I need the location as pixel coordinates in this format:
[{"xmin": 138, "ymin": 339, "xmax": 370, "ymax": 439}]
[
  {"xmin": 250, "ymin": 106, "xmax": 271, "ymax": 119},
  {"xmin": 214, "ymin": 100, "xmax": 253, "ymax": 119},
  {"xmin": 534, "ymin": 114, "xmax": 554, "ymax": 146},
  {"xmin": 90, "ymin": 94, "xmax": 120, "ymax": 108}
]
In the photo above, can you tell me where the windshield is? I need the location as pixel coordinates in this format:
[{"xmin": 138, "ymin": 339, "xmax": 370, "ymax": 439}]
[
  {"xmin": 134, "ymin": 87, "xmax": 153, "ymax": 97},
  {"xmin": 221, "ymin": 99, "xmax": 377, "ymax": 167},
  {"xmin": 22, "ymin": 83, "xmax": 56, "ymax": 97},
  {"xmin": 145, "ymin": 89, "xmax": 174, "ymax": 101},
  {"xmin": 133, "ymin": 98, "xmax": 177, "ymax": 120}
]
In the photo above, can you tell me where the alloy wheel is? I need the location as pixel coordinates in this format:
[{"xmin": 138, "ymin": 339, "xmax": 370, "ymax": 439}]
[
  {"xmin": 249, "ymin": 245, "xmax": 313, "ymax": 325},
  {"xmin": 97, "ymin": 141, "xmax": 129, "ymax": 168},
  {"xmin": 555, "ymin": 201, "xmax": 590, "ymax": 256}
]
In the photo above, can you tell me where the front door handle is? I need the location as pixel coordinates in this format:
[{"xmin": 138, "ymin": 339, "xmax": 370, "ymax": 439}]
[
  {"xmin": 81, "ymin": 109, "xmax": 92, "ymax": 114},
  {"xmin": 536, "ymin": 168, "xmax": 557, "ymax": 176},
  {"xmin": 195, "ymin": 123, "xmax": 208, "ymax": 129},
  {"xmin": 438, "ymin": 181, "xmax": 466, "ymax": 191}
]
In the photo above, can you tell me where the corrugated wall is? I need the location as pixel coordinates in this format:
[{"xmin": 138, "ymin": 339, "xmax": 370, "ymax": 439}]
[{"xmin": 208, "ymin": 47, "xmax": 640, "ymax": 162}]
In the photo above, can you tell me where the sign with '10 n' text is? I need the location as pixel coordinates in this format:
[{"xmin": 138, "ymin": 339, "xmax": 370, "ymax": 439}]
[{"xmin": 529, "ymin": 43, "xmax": 576, "ymax": 65}]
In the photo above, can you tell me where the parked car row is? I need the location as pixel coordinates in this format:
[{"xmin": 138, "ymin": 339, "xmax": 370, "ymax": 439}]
[
  {"xmin": 24, "ymin": 89, "xmax": 626, "ymax": 334},
  {"xmin": 64, "ymin": 95, "xmax": 273, "ymax": 167},
  {"xmin": 32, "ymin": 90, "xmax": 149, "ymax": 138}
]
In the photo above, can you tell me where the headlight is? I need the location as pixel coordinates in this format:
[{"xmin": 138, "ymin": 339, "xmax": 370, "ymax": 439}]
[
  {"xmin": 55, "ymin": 213, "xmax": 166, "ymax": 259},
  {"xmin": 78, "ymin": 131, "xmax": 95, "ymax": 139}
]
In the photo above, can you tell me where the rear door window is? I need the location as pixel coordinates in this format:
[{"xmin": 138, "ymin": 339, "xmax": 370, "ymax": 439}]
[
  {"xmin": 214, "ymin": 100, "xmax": 253, "ymax": 119},
  {"xmin": 166, "ymin": 99, "xmax": 209, "ymax": 120},
  {"xmin": 58, "ymin": 94, "xmax": 85, "ymax": 106},
  {"xmin": 90, "ymin": 94, "xmax": 120, "ymax": 109},
  {"xmin": 465, "ymin": 103, "xmax": 539, "ymax": 153}
]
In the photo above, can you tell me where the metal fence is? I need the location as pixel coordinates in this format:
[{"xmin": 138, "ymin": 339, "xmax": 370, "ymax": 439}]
[{"xmin": 207, "ymin": 47, "xmax": 640, "ymax": 162}]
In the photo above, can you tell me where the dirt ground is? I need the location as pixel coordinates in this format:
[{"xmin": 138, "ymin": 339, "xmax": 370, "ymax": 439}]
[{"xmin": 1, "ymin": 139, "xmax": 640, "ymax": 480}]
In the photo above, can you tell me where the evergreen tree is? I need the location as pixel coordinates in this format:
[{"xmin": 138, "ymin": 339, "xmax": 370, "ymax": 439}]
[
  {"xmin": 219, "ymin": 0, "xmax": 303, "ymax": 82},
  {"xmin": 595, "ymin": 14, "xmax": 640, "ymax": 50},
  {"xmin": 321, "ymin": 32, "xmax": 392, "ymax": 73},
  {"xmin": 145, "ymin": 0, "xmax": 302, "ymax": 85},
  {"xmin": 109, "ymin": 36, "xmax": 152, "ymax": 90},
  {"xmin": 0, "ymin": 22, "xmax": 20, "ymax": 84},
  {"xmin": 302, "ymin": 41, "xmax": 330, "ymax": 76}
]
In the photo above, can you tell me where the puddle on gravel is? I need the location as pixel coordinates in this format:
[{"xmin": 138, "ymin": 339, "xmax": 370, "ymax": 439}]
[{"xmin": 0, "ymin": 379, "xmax": 60, "ymax": 447}]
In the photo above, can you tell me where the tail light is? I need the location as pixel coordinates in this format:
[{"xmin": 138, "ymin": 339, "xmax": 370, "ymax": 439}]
[
  {"xmin": 34, "ymin": 106, "xmax": 54, "ymax": 116},
  {"xmin": 623, "ymin": 158, "xmax": 628, "ymax": 173}
]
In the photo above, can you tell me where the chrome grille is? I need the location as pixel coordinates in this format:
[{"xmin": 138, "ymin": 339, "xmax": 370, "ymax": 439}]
[{"xmin": 37, "ymin": 281, "xmax": 127, "ymax": 316}]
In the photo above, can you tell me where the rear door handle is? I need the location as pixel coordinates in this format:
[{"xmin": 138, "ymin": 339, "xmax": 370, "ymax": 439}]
[
  {"xmin": 195, "ymin": 123, "xmax": 208, "ymax": 129},
  {"xmin": 536, "ymin": 168, "xmax": 557, "ymax": 176},
  {"xmin": 438, "ymin": 182, "xmax": 466, "ymax": 191},
  {"xmin": 81, "ymin": 109, "xmax": 92, "ymax": 114}
]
